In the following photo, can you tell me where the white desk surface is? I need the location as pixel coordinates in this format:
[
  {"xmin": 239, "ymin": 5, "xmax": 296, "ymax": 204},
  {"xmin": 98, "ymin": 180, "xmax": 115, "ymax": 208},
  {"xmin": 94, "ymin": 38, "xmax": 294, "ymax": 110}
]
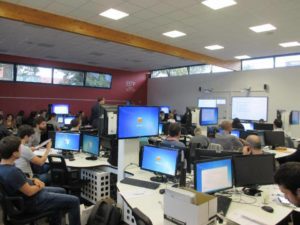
[
  {"xmin": 118, "ymin": 167, "xmax": 295, "ymax": 225},
  {"xmin": 34, "ymin": 148, "xmax": 111, "ymax": 168},
  {"xmin": 263, "ymin": 147, "xmax": 296, "ymax": 158}
]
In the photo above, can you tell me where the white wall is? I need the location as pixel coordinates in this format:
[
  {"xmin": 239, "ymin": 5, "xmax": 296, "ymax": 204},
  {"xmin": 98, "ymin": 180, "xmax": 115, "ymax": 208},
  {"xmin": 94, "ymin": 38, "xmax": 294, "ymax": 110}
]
[{"xmin": 147, "ymin": 66, "xmax": 300, "ymax": 137}]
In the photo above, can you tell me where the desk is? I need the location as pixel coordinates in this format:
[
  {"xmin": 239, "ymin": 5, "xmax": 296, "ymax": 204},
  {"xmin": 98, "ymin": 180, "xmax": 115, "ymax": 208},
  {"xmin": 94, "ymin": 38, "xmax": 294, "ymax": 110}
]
[
  {"xmin": 118, "ymin": 168, "xmax": 294, "ymax": 225},
  {"xmin": 263, "ymin": 147, "xmax": 296, "ymax": 158}
]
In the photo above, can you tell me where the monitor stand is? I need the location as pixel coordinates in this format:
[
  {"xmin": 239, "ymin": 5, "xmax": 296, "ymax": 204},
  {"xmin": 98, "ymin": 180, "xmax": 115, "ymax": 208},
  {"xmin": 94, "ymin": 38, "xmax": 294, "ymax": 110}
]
[
  {"xmin": 242, "ymin": 186, "xmax": 262, "ymax": 196},
  {"xmin": 85, "ymin": 155, "xmax": 98, "ymax": 160},
  {"xmin": 150, "ymin": 175, "xmax": 168, "ymax": 183}
]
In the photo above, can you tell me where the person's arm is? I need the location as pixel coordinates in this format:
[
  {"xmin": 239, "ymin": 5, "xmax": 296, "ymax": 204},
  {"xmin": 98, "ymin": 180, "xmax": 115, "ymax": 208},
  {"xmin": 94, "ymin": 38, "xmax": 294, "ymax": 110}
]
[
  {"xmin": 19, "ymin": 181, "xmax": 44, "ymax": 197},
  {"xmin": 30, "ymin": 141, "xmax": 52, "ymax": 166}
]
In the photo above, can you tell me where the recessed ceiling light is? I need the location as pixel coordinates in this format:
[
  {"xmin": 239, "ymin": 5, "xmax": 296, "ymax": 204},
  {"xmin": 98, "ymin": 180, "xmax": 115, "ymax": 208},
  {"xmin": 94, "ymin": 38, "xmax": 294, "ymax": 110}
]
[
  {"xmin": 205, "ymin": 45, "xmax": 224, "ymax": 50},
  {"xmin": 202, "ymin": 0, "xmax": 237, "ymax": 10},
  {"xmin": 99, "ymin": 8, "xmax": 129, "ymax": 20},
  {"xmin": 163, "ymin": 30, "xmax": 186, "ymax": 38},
  {"xmin": 249, "ymin": 24, "xmax": 277, "ymax": 33},
  {"xmin": 235, "ymin": 55, "xmax": 251, "ymax": 60},
  {"xmin": 279, "ymin": 41, "xmax": 300, "ymax": 48}
]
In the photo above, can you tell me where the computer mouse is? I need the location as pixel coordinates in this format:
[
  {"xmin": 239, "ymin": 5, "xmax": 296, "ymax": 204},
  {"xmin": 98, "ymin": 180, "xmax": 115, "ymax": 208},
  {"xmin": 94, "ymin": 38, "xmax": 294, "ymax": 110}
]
[
  {"xmin": 261, "ymin": 205, "xmax": 274, "ymax": 213},
  {"xmin": 159, "ymin": 189, "xmax": 165, "ymax": 194}
]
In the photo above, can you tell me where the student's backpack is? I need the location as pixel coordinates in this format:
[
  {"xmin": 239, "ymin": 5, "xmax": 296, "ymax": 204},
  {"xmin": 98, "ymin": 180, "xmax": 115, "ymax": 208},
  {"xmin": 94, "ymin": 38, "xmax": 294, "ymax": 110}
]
[{"xmin": 87, "ymin": 198, "xmax": 122, "ymax": 225}]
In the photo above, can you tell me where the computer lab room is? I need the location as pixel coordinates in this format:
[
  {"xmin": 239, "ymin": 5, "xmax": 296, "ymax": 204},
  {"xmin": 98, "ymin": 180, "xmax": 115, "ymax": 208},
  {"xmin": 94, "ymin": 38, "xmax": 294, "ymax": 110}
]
[{"xmin": 1, "ymin": 0, "xmax": 300, "ymax": 225}]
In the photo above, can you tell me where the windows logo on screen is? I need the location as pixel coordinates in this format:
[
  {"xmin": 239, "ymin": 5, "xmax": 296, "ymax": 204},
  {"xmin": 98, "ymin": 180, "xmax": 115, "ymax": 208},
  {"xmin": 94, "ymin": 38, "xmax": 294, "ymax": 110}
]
[
  {"xmin": 137, "ymin": 117, "xmax": 143, "ymax": 123},
  {"xmin": 64, "ymin": 138, "xmax": 70, "ymax": 146}
]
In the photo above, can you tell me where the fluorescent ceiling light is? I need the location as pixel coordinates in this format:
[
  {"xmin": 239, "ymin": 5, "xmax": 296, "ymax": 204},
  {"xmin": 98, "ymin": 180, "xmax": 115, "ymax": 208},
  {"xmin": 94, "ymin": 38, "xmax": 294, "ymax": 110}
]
[
  {"xmin": 235, "ymin": 55, "xmax": 251, "ymax": 60},
  {"xmin": 163, "ymin": 30, "xmax": 186, "ymax": 38},
  {"xmin": 249, "ymin": 24, "xmax": 277, "ymax": 33},
  {"xmin": 279, "ymin": 41, "xmax": 300, "ymax": 48},
  {"xmin": 202, "ymin": 0, "xmax": 237, "ymax": 10},
  {"xmin": 99, "ymin": 8, "xmax": 129, "ymax": 20},
  {"xmin": 205, "ymin": 45, "xmax": 224, "ymax": 50}
]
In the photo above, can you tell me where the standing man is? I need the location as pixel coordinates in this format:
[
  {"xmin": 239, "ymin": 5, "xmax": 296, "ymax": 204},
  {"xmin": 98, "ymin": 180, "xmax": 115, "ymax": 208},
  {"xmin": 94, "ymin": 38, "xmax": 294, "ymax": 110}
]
[{"xmin": 90, "ymin": 97, "xmax": 106, "ymax": 129}]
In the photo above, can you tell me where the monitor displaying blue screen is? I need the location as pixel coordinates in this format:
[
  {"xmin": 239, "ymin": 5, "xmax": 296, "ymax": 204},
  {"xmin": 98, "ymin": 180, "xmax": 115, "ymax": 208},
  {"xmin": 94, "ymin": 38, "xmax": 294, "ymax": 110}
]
[
  {"xmin": 141, "ymin": 145, "xmax": 179, "ymax": 176},
  {"xmin": 54, "ymin": 132, "xmax": 80, "ymax": 151},
  {"xmin": 200, "ymin": 108, "xmax": 218, "ymax": 126},
  {"xmin": 82, "ymin": 134, "xmax": 100, "ymax": 156},
  {"xmin": 64, "ymin": 116, "xmax": 75, "ymax": 125},
  {"xmin": 231, "ymin": 130, "xmax": 240, "ymax": 138},
  {"xmin": 159, "ymin": 123, "xmax": 163, "ymax": 135},
  {"xmin": 51, "ymin": 104, "xmax": 69, "ymax": 115},
  {"xmin": 118, "ymin": 106, "xmax": 159, "ymax": 139},
  {"xmin": 195, "ymin": 158, "xmax": 233, "ymax": 193},
  {"xmin": 57, "ymin": 115, "xmax": 64, "ymax": 123},
  {"xmin": 290, "ymin": 111, "xmax": 300, "ymax": 125},
  {"xmin": 242, "ymin": 122, "xmax": 254, "ymax": 130},
  {"xmin": 160, "ymin": 106, "xmax": 170, "ymax": 114}
]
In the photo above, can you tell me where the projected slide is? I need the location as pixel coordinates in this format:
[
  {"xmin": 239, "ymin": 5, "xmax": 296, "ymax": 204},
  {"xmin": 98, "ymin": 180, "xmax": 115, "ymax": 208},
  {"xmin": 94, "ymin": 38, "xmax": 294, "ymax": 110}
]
[
  {"xmin": 55, "ymin": 132, "xmax": 80, "ymax": 151},
  {"xmin": 141, "ymin": 146, "xmax": 178, "ymax": 176},
  {"xmin": 232, "ymin": 97, "xmax": 268, "ymax": 121},
  {"xmin": 52, "ymin": 104, "xmax": 69, "ymax": 114}
]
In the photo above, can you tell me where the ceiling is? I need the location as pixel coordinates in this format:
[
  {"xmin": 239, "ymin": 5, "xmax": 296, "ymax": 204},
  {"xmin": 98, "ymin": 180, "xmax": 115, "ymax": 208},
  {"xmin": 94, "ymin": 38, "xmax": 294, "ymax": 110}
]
[{"xmin": 1, "ymin": 0, "xmax": 300, "ymax": 71}]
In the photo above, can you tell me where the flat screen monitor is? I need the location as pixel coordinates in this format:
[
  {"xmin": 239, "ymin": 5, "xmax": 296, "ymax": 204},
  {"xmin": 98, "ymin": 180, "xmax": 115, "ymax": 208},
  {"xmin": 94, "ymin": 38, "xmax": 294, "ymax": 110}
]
[
  {"xmin": 160, "ymin": 106, "xmax": 170, "ymax": 114},
  {"xmin": 64, "ymin": 116, "xmax": 75, "ymax": 125},
  {"xmin": 198, "ymin": 99, "xmax": 217, "ymax": 108},
  {"xmin": 233, "ymin": 155, "xmax": 275, "ymax": 187},
  {"xmin": 253, "ymin": 123, "xmax": 273, "ymax": 131},
  {"xmin": 176, "ymin": 115, "xmax": 181, "ymax": 122},
  {"xmin": 140, "ymin": 145, "xmax": 179, "ymax": 177},
  {"xmin": 232, "ymin": 97, "xmax": 268, "ymax": 121},
  {"xmin": 200, "ymin": 107, "xmax": 218, "ymax": 126},
  {"xmin": 159, "ymin": 123, "xmax": 163, "ymax": 135},
  {"xmin": 117, "ymin": 106, "xmax": 159, "ymax": 139},
  {"xmin": 54, "ymin": 132, "xmax": 80, "ymax": 151},
  {"xmin": 51, "ymin": 104, "xmax": 69, "ymax": 115},
  {"xmin": 82, "ymin": 134, "xmax": 100, "ymax": 156},
  {"xmin": 290, "ymin": 111, "xmax": 300, "ymax": 125},
  {"xmin": 194, "ymin": 158, "xmax": 233, "ymax": 193},
  {"xmin": 57, "ymin": 115, "xmax": 64, "ymax": 123},
  {"xmin": 264, "ymin": 131, "xmax": 285, "ymax": 148},
  {"xmin": 231, "ymin": 130, "xmax": 240, "ymax": 138},
  {"xmin": 241, "ymin": 122, "xmax": 254, "ymax": 130},
  {"xmin": 194, "ymin": 149, "xmax": 242, "ymax": 162}
]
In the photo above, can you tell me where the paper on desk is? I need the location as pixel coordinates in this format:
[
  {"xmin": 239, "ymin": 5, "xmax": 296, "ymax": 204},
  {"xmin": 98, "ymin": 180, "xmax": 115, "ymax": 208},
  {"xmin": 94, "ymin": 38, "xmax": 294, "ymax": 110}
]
[
  {"xmin": 228, "ymin": 210, "xmax": 269, "ymax": 225},
  {"xmin": 120, "ymin": 189, "xmax": 154, "ymax": 200}
]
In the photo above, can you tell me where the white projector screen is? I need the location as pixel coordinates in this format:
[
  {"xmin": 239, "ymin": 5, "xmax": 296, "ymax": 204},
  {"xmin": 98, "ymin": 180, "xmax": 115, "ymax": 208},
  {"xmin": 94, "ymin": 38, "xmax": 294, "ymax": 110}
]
[{"xmin": 232, "ymin": 97, "xmax": 268, "ymax": 121}]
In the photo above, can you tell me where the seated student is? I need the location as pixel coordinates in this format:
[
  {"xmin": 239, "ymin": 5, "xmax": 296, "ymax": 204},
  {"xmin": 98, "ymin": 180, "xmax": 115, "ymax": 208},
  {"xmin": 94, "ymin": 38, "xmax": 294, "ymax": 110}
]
[
  {"xmin": 273, "ymin": 118, "xmax": 294, "ymax": 148},
  {"xmin": 5, "ymin": 113, "xmax": 16, "ymax": 133},
  {"xmin": 274, "ymin": 162, "xmax": 300, "ymax": 207},
  {"xmin": 70, "ymin": 118, "xmax": 80, "ymax": 132},
  {"xmin": 0, "ymin": 115, "xmax": 10, "ymax": 140},
  {"xmin": 47, "ymin": 113, "xmax": 61, "ymax": 131},
  {"xmin": 190, "ymin": 126, "xmax": 210, "ymax": 149},
  {"xmin": 213, "ymin": 120, "xmax": 243, "ymax": 151},
  {"xmin": 0, "ymin": 136, "xmax": 81, "ymax": 225},
  {"xmin": 167, "ymin": 113, "xmax": 176, "ymax": 123},
  {"xmin": 161, "ymin": 123, "xmax": 185, "ymax": 148},
  {"xmin": 232, "ymin": 117, "xmax": 244, "ymax": 130},
  {"xmin": 78, "ymin": 111, "xmax": 89, "ymax": 126},
  {"xmin": 242, "ymin": 135, "xmax": 264, "ymax": 155},
  {"xmin": 15, "ymin": 125, "xmax": 51, "ymax": 183},
  {"xmin": 159, "ymin": 111, "xmax": 165, "ymax": 122},
  {"xmin": 28, "ymin": 116, "xmax": 47, "ymax": 147}
]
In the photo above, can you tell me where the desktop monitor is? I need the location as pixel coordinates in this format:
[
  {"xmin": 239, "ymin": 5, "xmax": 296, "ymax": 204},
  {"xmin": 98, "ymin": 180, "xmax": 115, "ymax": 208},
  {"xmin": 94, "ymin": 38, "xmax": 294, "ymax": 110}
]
[
  {"xmin": 64, "ymin": 116, "xmax": 75, "ymax": 125},
  {"xmin": 231, "ymin": 130, "xmax": 240, "ymax": 138},
  {"xmin": 176, "ymin": 115, "xmax": 181, "ymax": 122},
  {"xmin": 253, "ymin": 123, "xmax": 273, "ymax": 131},
  {"xmin": 117, "ymin": 106, "xmax": 159, "ymax": 139},
  {"xmin": 140, "ymin": 145, "xmax": 179, "ymax": 181},
  {"xmin": 57, "ymin": 115, "xmax": 64, "ymax": 124},
  {"xmin": 233, "ymin": 154, "xmax": 275, "ymax": 189},
  {"xmin": 159, "ymin": 123, "xmax": 163, "ymax": 135},
  {"xmin": 200, "ymin": 107, "xmax": 218, "ymax": 126},
  {"xmin": 264, "ymin": 131, "xmax": 285, "ymax": 149},
  {"xmin": 289, "ymin": 111, "xmax": 300, "ymax": 125},
  {"xmin": 160, "ymin": 106, "xmax": 170, "ymax": 114},
  {"xmin": 82, "ymin": 134, "xmax": 100, "ymax": 160},
  {"xmin": 241, "ymin": 122, "xmax": 254, "ymax": 131},
  {"xmin": 54, "ymin": 132, "xmax": 80, "ymax": 152},
  {"xmin": 194, "ymin": 157, "xmax": 233, "ymax": 193},
  {"xmin": 51, "ymin": 104, "xmax": 69, "ymax": 115},
  {"xmin": 193, "ymin": 149, "xmax": 242, "ymax": 162}
]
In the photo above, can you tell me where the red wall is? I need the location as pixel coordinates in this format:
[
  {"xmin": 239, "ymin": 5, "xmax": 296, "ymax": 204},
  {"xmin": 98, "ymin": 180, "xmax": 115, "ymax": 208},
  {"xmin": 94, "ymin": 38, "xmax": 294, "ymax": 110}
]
[{"xmin": 0, "ymin": 54, "xmax": 148, "ymax": 117}]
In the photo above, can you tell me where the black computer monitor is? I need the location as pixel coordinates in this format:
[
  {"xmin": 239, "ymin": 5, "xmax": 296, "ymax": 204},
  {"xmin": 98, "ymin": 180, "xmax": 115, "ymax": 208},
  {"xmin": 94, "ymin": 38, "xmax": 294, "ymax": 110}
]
[
  {"xmin": 193, "ymin": 149, "xmax": 242, "ymax": 162},
  {"xmin": 233, "ymin": 155, "xmax": 275, "ymax": 195},
  {"xmin": 289, "ymin": 111, "xmax": 300, "ymax": 125},
  {"xmin": 51, "ymin": 104, "xmax": 69, "ymax": 115},
  {"xmin": 140, "ymin": 145, "xmax": 179, "ymax": 182},
  {"xmin": 253, "ymin": 123, "xmax": 273, "ymax": 131},
  {"xmin": 64, "ymin": 116, "xmax": 75, "ymax": 125},
  {"xmin": 200, "ymin": 107, "xmax": 218, "ymax": 126},
  {"xmin": 82, "ymin": 134, "xmax": 100, "ymax": 160},
  {"xmin": 264, "ymin": 131, "xmax": 285, "ymax": 149},
  {"xmin": 117, "ymin": 106, "xmax": 160, "ymax": 139},
  {"xmin": 194, "ymin": 157, "xmax": 233, "ymax": 193},
  {"xmin": 231, "ymin": 130, "xmax": 240, "ymax": 138},
  {"xmin": 160, "ymin": 106, "xmax": 170, "ymax": 114},
  {"xmin": 54, "ymin": 132, "xmax": 80, "ymax": 152}
]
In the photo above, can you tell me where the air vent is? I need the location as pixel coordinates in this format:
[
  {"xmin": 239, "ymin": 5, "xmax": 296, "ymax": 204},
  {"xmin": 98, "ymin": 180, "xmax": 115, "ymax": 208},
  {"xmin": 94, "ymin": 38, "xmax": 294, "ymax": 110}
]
[{"xmin": 37, "ymin": 43, "xmax": 54, "ymax": 48}]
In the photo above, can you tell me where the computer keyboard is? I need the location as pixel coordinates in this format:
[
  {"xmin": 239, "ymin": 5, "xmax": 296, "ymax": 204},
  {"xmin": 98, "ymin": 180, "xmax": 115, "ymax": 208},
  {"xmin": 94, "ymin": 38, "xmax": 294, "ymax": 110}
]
[
  {"xmin": 217, "ymin": 195, "xmax": 232, "ymax": 216},
  {"xmin": 120, "ymin": 178, "xmax": 160, "ymax": 190}
]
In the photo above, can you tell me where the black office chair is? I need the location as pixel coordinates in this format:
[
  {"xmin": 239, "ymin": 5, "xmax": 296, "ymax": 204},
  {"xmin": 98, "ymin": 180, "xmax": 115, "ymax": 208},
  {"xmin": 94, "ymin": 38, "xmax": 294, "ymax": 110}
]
[
  {"xmin": 48, "ymin": 155, "xmax": 89, "ymax": 195},
  {"xmin": 132, "ymin": 208, "xmax": 153, "ymax": 225},
  {"xmin": 0, "ymin": 183, "xmax": 55, "ymax": 225}
]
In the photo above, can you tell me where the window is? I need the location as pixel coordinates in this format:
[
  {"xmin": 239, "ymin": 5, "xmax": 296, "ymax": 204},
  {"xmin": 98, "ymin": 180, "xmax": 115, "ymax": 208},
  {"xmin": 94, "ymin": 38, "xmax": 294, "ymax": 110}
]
[
  {"xmin": 189, "ymin": 65, "xmax": 211, "ymax": 75},
  {"xmin": 85, "ymin": 72, "xmax": 112, "ymax": 88},
  {"xmin": 169, "ymin": 67, "xmax": 188, "ymax": 76},
  {"xmin": 275, "ymin": 55, "xmax": 300, "ymax": 68},
  {"xmin": 242, "ymin": 57, "xmax": 274, "ymax": 70},
  {"xmin": 16, "ymin": 65, "xmax": 52, "ymax": 83},
  {"xmin": 0, "ymin": 63, "xmax": 14, "ymax": 81},
  {"xmin": 151, "ymin": 70, "xmax": 169, "ymax": 78},
  {"xmin": 53, "ymin": 69, "xmax": 84, "ymax": 86},
  {"xmin": 212, "ymin": 66, "xmax": 233, "ymax": 73}
]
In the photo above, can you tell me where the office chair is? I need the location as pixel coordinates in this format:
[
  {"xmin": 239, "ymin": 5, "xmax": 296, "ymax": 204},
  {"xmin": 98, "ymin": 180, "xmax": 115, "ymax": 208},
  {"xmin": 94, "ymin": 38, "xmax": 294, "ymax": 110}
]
[
  {"xmin": 132, "ymin": 208, "xmax": 153, "ymax": 225},
  {"xmin": 0, "ymin": 183, "xmax": 55, "ymax": 225},
  {"xmin": 48, "ymin": 155, "xmax": 89, "ymax": 195}
]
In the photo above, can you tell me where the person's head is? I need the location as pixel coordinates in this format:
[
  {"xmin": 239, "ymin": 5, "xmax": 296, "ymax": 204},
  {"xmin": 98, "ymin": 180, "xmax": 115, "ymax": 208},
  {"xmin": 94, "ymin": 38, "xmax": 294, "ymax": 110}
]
[
  {"xmin": 220, "ymin": 120, "xmax": 232, "ymax": 133},
  {"xmin": 168, "ymin": 123, "xmax": 181, "ymax": 138},
  {"xmin": 49, "ymin": 113, "xmax": 57, "ymax": 120},
  {"xmin": 39, "ymin": 109, "xmax": 47, "ymax": 118},
  {"xmin": 34, "ymin": 116, "xmax": 47, "ymax": 130},
  {"xmin": 70, "ymin": 118, "xmax": 80, "ymax": 130},
  {"xmin": 194, "ymin": 126, "xmax": 202, "ymax": 136},
  {"xmin": 0, "ymin": 110, "xmax": 4, "ymax": 116},
  {"xmin": 243, "ymin": 135, "xmax": 262, "ymax": 155},
  {"xmin": 17, "ymin": 110, "xmax": 25, "ymax": 116},
  {"xmin": 274, "ymin": 162, "xmax": 300, "ymax": 206},
  {"xmin": 78, "ymin": 111, "xmax": 85, "ymax": 117},
  {"xmin": 29, "ymin": 111, "xmax": 37, "ymax": 119},
  {"xmin": 0, "ymin": 136, "xmax": 21, "ymax": 160},
  {"xmin": 259, "ymin": 119, "xmax": 265, "ymax": 124},
  {"xmin": 232, "ymin": 118, "xmax": 241, "ymax": 126},
  {"xmin": 18, "ymin": 125, "xmax": 35, "ymax": 143},
  {"xmin": 6, "ymin": 114, "xmax": 14, "ymax": 121},
  {"xmin": 97, "ymin": 97, "xmax": 105, "ymax": 105},
  {"xmin": 168, "ymin": 113, "xmax": 174, "ymax": 119},
  {"xmin": 274, "ymin": 119, "xmax": 283, "ymax": 129}
]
